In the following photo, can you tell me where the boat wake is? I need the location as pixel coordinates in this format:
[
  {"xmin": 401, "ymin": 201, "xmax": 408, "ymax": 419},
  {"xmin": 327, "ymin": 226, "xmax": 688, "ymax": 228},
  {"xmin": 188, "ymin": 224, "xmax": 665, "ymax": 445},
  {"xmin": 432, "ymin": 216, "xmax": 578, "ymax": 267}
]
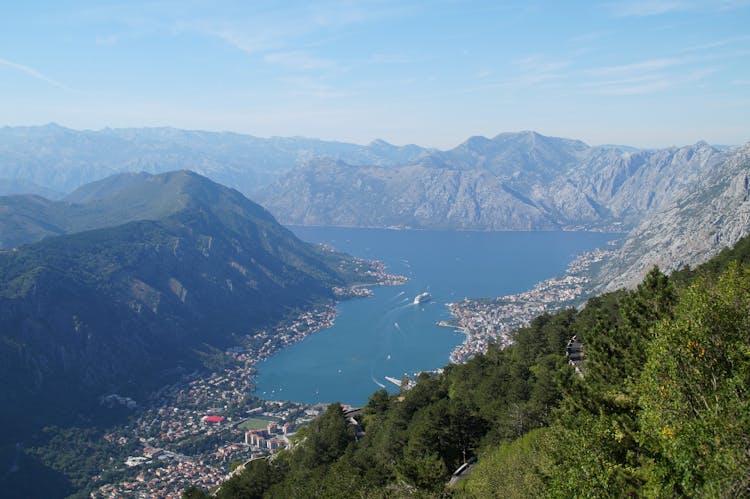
[{"xmin": 370, "ymin": 374, "xmax": 386, "ymax": 389}]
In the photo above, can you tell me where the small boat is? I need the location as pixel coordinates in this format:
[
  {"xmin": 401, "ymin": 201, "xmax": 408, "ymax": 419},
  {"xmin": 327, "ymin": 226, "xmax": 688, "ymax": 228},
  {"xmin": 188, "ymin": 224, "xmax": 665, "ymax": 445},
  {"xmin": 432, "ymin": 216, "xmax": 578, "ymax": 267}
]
[{"xmin": 413, "ymin": 292, "xmax": 431, "ymax": 304}]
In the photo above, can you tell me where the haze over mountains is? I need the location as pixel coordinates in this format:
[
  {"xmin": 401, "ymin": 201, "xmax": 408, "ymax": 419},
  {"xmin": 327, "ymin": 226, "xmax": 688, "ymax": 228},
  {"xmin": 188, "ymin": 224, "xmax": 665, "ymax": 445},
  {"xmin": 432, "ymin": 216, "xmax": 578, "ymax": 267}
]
[
  {"xmin": 2, "ymin": 124, "xmax": 749, "ymax": 289},
  {"xmin": 0, "ymin": 171, "xmax": 380, "ymax": 437},
  {"xmin": 0, "ymin": 124, "xmax": 430, "ymax": 197}
]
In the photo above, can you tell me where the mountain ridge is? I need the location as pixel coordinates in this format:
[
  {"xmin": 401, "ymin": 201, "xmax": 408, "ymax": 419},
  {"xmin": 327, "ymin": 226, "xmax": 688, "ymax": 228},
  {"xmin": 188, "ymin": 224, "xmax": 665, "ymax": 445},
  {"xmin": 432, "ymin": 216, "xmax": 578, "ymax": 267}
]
[
  {"xmin": 0, "ymin": 124, "xmax": 432, "ymax": 196},
  {"xmin": 257, "ymin": 134, "xmax": 734, "ymax": 234}
]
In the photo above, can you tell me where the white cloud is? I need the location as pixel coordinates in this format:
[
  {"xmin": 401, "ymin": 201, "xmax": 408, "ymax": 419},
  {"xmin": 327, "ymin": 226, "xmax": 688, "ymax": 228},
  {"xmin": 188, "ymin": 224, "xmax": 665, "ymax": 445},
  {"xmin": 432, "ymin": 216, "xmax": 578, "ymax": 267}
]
[
  {"xmin": 679, "ymin": 35, "xmax": 750, "ymax": 54},
  {"xmin": 264, "ymin": 51, "xmax": 337, "ymax": 71},
  {"xmin": 588, "ymin": 78, "xmax": 672, "ymax": 95},
  {"xmin": 586, "ymin": 58, "xmax": 684, "ymax": 76},
  {"xmin": 513, "ymin": 55, "xmax": 573, "ymax": 84},
  {"xmin": 608, "ymin": 0, "xmax": 691, "ymax": 17},
  {"xmin": 0, "ymin": 58, "xmax": 69, "ymax": 90},
  {"xmin": 369, "ymin": 52, "xmax": 427, "ymax": 65}
]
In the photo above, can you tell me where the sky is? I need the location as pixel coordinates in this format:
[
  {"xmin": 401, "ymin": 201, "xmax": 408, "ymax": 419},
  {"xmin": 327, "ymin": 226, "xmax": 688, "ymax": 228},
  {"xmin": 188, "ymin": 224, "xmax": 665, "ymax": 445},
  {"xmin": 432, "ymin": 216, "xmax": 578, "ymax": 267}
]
[{"xmin": 1, "ymin": 0, "xmax": 749, "ymax": 149}]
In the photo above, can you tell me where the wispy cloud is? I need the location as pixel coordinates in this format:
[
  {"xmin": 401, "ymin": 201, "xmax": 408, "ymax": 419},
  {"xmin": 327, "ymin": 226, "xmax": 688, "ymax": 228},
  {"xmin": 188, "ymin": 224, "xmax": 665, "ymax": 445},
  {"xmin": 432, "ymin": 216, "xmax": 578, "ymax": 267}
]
[
  {"xmin": 580, "ymin": 56, "xmax": 717, "ymax": 95},
  {"xmin": 586, "ymin": 57, "xmax": 684, "ymax": 76},
  {"xmin": 581, "ymin": 75, "xmax": 672, "ymax": 95},
  {"xmin": 608, "ymin": 0, "xmax": 691, "ymax": 17},
  {"xmin": 474, "ymin": 68, "xmax": 493, "ymax": 80},
  {"xmin": 0, "ymin": 58, "xmax": 69, "ymax": 90},
  {"xmin": 679, "ymin": 35, "xmax": 750, "ymax": 54},
  {"xmin": 280, "ymin": 76, "xmax": 353, "ymax": 99},
  {"xmin": 264, "ymin": 51, "xmax": 337, "ymax": 71},
  {"xmin": 369, "ymin": 52, "xmax": 428, "ymax": 65},
  {"xmin": 512, "ymin": 55, "xmax": 573, "ymax": 85},
  {"xmin": 183, "ymin": 22, "xmax": 284, "ymax": 55},
  {"xmin": 569, "ymin": 31, "xmax": 611, "ymax": 44},
  {"xmin": 183, "ymin": 1, "xmax": 410, "ymax": 60},
  {"xmin": 608, "ymin": 0, "xmax": 750, "ymax": 17},
  {"xmin": 717, "ymin": 0, "xmax": 750, "ymax": 10}
]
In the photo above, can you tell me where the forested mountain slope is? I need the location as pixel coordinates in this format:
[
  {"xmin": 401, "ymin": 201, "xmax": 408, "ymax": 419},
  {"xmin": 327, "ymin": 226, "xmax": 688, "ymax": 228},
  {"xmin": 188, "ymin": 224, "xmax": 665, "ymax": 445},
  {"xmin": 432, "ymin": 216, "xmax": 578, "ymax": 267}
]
[{"xmin": 0, "ymin": 171, "xmax": 377, "ymax": 441}]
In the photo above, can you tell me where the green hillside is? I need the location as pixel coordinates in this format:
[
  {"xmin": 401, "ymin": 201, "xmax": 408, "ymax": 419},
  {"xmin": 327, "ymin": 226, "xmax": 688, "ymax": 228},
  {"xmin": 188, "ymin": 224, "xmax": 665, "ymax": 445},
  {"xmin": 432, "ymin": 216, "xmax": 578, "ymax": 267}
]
[{"xmin": 0, "ymin": 171, "xmax": 379, "ymax": 442}]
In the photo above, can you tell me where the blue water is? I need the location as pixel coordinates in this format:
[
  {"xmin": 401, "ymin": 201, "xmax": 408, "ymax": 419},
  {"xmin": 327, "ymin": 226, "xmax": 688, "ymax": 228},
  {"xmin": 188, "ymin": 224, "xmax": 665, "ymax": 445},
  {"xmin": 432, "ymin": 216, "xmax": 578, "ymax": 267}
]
[{"xmin": 254, "ymin": 228, "xmax": 616, "ymax": 407}]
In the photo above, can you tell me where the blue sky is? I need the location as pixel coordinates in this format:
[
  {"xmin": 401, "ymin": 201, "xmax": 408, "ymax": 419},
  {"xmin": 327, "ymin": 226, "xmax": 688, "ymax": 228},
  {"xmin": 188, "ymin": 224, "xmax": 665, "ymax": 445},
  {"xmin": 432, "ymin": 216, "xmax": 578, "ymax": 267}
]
[{"xmin": 1, "ymin": 0, "xmax": 748, "ymax": 148}]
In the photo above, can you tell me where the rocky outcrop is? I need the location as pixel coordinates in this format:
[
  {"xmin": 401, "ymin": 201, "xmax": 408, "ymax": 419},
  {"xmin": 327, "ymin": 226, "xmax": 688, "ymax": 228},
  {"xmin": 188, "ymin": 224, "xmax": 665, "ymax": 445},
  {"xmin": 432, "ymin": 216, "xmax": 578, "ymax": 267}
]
[
  {"xmin": 596, "ymin": 144, "xmax": 750, "ymax": 290},
  {"xmin": 256, "ymin": 160, "xmax": 556, "ymax": 230}
]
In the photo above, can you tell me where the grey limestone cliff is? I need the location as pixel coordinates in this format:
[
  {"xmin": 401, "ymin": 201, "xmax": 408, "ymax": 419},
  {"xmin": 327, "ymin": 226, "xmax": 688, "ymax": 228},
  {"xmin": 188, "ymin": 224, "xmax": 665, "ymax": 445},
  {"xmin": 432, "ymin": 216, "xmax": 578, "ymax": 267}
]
[
  {"xmin": 596, "ymin": 143, "xmax": 750, "ymax": 290},
  {"xmin": 258, "ymin": 133, "xmax": 731, "ymax": 234}
]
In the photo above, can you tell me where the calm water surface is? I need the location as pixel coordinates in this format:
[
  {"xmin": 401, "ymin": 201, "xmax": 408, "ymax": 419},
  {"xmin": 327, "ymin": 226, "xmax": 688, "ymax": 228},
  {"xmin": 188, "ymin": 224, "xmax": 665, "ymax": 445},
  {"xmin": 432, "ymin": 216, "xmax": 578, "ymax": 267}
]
[{"xmin": 254, "ymin": 228, "xmax": 616, "ymax": 407}]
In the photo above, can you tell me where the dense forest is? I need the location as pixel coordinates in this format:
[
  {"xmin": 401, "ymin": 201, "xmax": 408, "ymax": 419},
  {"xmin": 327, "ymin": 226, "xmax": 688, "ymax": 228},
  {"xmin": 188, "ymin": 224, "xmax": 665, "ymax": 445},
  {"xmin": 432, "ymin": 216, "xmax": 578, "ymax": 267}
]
[{"xmin": 185, "ymin": 236, "xmax": 750, "ymax": 498}]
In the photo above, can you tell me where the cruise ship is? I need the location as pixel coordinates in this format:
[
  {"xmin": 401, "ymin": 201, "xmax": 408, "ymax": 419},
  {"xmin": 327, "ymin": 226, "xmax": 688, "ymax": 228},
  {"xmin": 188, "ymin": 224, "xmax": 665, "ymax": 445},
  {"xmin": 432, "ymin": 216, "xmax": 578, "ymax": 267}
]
[{"xmin": 413, "ymin": 292, "xmax": 431, "ymax": 304}]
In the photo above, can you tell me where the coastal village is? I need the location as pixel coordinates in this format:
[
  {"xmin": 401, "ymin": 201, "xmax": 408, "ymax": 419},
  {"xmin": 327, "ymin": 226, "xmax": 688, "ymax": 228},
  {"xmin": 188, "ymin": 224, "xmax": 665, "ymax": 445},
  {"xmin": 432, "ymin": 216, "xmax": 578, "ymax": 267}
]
[
  {"xmin": 442, "ymin": 247, "xmax": 612, "ymax": 363},
  {"xmin": 91, "ymin": 311, "xmax": 331, "ymax": 498},
  {"xmin": 88, "ymin": 246, "xmax": 613, "ymax": 497},
  {"xmin": 90, "ymin": 265, "xmax": 405, "ymax": 498}
]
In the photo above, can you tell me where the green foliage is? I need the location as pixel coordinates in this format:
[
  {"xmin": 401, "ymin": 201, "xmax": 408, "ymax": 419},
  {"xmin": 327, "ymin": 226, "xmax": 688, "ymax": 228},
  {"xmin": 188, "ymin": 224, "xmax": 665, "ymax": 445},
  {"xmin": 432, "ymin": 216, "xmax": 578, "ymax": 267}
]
[
  {"xmin": 182, "ymin": 485, "xmax": 211, "ymax": 499},
  {"xmin": 215, "ymin": 458, "xmax": 288, "ymax": 499},
  {"xmin": 638, "ymin": 263, "xmax": 750, "ymax": 496},
  {"xmin": 22, "ymin": 426, "xmax": 138, "ymax": 497},
  {"xmin": 466, "ymin": 427, "xmax": 554, "ymax": 498}
]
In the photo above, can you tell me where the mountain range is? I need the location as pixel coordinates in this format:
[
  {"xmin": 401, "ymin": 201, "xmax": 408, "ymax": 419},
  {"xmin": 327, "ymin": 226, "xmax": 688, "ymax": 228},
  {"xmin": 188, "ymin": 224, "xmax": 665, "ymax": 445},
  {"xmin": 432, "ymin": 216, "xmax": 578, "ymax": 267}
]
[
  {"xmin": 2, "ymin": 123, "xmax": 749, "ymax": 292},
  {"xmin": 255, "ymin": 132, "xmax": 750, "ymax": 288},
  {"xmin": 0, "ymin": 124, "xmax": 429, "ymax": 197},
  {"xmin": 256, "ymin": 132, "xmax": 729, "ymax": 232},
  {"xmin": 0, "ymin": 171, "xmax": 379, "ymax": 438}
]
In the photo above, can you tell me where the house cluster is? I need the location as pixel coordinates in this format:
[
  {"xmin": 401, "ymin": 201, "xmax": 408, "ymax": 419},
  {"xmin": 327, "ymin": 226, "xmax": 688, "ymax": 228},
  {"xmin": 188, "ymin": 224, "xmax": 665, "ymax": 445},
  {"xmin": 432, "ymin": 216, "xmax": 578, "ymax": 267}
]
[
  {"xmin": 443, "ymin": 248, "xmax": 608, "ymax": 364},
  {"xmin": 244, "ymin": 421, "xmax": 296, "ymax": 450}
]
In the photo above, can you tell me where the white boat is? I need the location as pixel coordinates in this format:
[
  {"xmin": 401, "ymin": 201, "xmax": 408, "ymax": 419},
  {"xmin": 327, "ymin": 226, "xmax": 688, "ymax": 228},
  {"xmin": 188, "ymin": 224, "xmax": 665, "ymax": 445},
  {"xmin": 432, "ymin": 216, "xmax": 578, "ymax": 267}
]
[{"xmin": 413, "ymin": 292, "xmax": 431, "ymax": 304}]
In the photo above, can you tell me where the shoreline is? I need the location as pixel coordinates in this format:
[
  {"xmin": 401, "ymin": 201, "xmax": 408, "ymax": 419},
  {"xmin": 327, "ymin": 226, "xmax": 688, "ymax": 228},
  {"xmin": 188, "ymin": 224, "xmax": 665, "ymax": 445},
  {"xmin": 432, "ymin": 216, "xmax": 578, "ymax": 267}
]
[
  {"xmin": 439, "ymin": 246, "xmax": 614, "ymax": 363},
  {"xmin": 90, "ymin": 262, "xmax": 408, "ymax": 498}
]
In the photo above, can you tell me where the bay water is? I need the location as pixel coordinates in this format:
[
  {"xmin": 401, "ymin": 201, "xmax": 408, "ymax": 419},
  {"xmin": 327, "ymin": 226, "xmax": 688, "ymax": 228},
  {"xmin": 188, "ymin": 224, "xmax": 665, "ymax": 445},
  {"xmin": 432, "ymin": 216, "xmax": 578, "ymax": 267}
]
[{"xmin": 254, "ymin": 228, "xmax": 615, "ymax": 407}]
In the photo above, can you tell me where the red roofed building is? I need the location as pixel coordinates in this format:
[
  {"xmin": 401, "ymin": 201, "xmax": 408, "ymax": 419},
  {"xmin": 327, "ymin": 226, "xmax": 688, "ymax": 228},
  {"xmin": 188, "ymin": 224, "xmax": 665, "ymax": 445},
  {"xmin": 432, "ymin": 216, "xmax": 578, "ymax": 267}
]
[{"xmin": 202, "ymin": 415, "xmax": 225, "ymax": 424}]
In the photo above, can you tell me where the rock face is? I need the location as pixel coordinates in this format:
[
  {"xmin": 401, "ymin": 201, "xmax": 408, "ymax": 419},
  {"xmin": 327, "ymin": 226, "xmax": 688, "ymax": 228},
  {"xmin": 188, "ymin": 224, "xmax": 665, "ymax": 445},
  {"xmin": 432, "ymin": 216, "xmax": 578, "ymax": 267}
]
[
  {"xmin": 0, "ymin": 124, "xmax": 430, "ymax": 196},
  {"xmin": 256, "ymin": 159, "xmax": 557, "ymax": 230},
  {"xmin": 258, "ymin": 132, "xmax": 731, "ymax": 232},
  {"xmin": 0, "ymin": 171, "xmax": 371, "ymax": 436},
  {"xmin": 596, "ymin": 144, "xmax": 750, "ymax": 290}
]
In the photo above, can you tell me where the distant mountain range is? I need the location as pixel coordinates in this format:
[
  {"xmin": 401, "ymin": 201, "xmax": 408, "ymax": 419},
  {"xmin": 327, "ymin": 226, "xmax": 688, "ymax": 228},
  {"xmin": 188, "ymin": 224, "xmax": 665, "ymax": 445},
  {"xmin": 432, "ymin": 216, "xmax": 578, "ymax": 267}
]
[
  {"xmin": 2, "ymin": 123, "xmax": 748, "ymax": 291},
  {"xmin": 255, "ymin": 132, "xmax": 750, "ymax": 288},
  {"xmin": 0, "ymin": 171, "xmax": 377, "ymax": 438},
  {"xmin": 257, "ymin": 132, "xmax": 729, "ymax": 232},
  {"xmin": 0, "ymin": 124, "xmax": 430, "ymax": 196}
]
